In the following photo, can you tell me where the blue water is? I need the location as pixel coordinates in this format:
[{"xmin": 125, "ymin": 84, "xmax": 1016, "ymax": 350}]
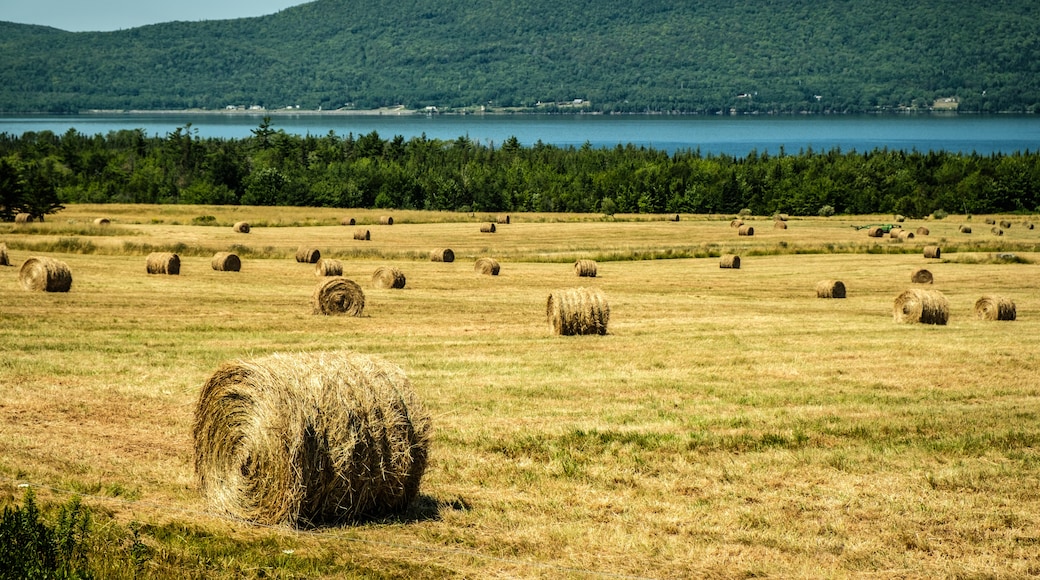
[{"xmin": 2, "ymin": 112, "xmax": 1038, "ymax": 156}]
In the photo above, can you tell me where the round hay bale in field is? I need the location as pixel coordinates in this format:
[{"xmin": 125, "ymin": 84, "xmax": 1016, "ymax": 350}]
[
  {"xmin": 19, "ymin": 256, "xmax": 72, "ymax": 292},
  {"xmin": 296, "ymin": 247, "xmax": 321, "ymax": 264},
  {"xmin": 774, "ymin": 220, "xmax": 788, "ymax": 230},
  {"xmin": 738, "ymin": 225, "xmax": 755, "ymax": 236},
  {"xmin": 315, "ymin": 258, "xmax": 344, "ymax": 277},
  {"xmin": 670, "ymin": 214, "xmax": 681, "ymax": 222},
  {"xmin": 999, "ymin": 220, "xmax": 1012, "ymax": 229},
  {"xmin": 816, "ymin": 280, "xmax": 846, "ymax": 299},
  {"xmin": 888, "ymin": 228, "xmax": 903, "ymax": 238},
  {"xmin": 910, "ymin": 268, "xmax": 933, "ymax": 284},
  {"xmin": 730, "ymin": 219, "xmax": 744, "ymax": 228},
  {"xmin": 923, "ymin": 245, "xmax": 941, "ymax": 259},
  {"xmin": 991, "ymin": 227, "xmax": 1004, "ymax": 236},
  {"xmin": 720, "ymin": 254, "xmax": 741, "ymax": 269},
  {"xmin": 984, "ymin": 217, "xmax": 996, "ymax": 225},
  {"xmin": 380, "ymin": 216, "xmax": 394, "ymax": 226},
  {"xmin": 353, "ymin": 229, "xmax": 371, "ymax": 241},
  {"xmin": 1026, "ymin": 222, "xmax": 1035, "ymax": 230},
  {"xmin": 897, "ymin": 230, "xmax": 915, "ymax": 240},
  {"xmin": 147, "ymin": 252, "xmax": 180, "ymax": 275},
  {"xmin": 14, "ymin": 213, "xmax": 32, "ymax": 224},
  {"xmin": 895, "ymin": 214, "xmax": 906, "ymax": 222},
  {"xmin": 574, "ymin": 259, "xmax": 598, "ymax": 277},
  {"xmin": 474, "ymin": 257, "xmax": 500, "ymax": 276},
  {"xmin": 893, "ymin": 288, "xmax": 949, "ymax": 325},
  {"xmin": 372, "ymin": 266, "xmax": 406, "ymax": 289},
  {"xmin": 311, "ymin": 277, "xmax": 365, "ymax": 316},
  {"xmin": 974, "ymin": 295, "xmax": 1016, "ymax": 321},
  {"xmin": 342, "ymin": 217, "xmax": 356, "ymax": 226},
  {"xmin": 916, "ymin": 227, "xmax": 930, "ymax": 236},
  {"xmin": 93, "ymin": 217, "xmax": 110, "ymax": 226},
  {"xmin": 211, "ymin": 252, "xmax": 241, "ymax": 272},
  {"xmin": 233, "ymin": 222, "xmax": 250, "ymax": 233},
  {"xmin": 775, "ymin": 213, "xmax": 789, "ymax": 222},
  {"xmin": 867, "ymin": 226, "xmax": 884, "ymax": 238},
  {"xmin": 496, "ymin": 214, "xmax": 510, "ymax": 225},
  {"xmin": 959, "ymin": 225, "xmax": 972, "ymax": 234},
  {"xmin": 192, "ymin": 350, "xmax": 432, "ymax": 526},
  {"xmin": 430, "ymin": 248, "xmax": 454, "ymax": 263},
  {"xmin": 480, "ymin": 223, "xmax": 497, "ymax": 233},
  {"xmin": 547, "ymin": 287, "xmax": 610, "ymax": 336},
  {"xmin": 0, "ymin": 242, "xmax": 9, "ymax": 267}
]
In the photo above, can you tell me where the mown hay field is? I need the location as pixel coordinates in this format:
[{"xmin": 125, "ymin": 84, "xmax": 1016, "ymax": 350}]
[{"xmin": 2, "ymin": 205, "xmax": 1039, "ymax": 578}]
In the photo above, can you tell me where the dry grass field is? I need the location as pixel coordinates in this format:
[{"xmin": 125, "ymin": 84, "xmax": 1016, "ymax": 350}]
[{"xmin": 2, "ymin": 205, "xmax": 1039, "ymax": 578}]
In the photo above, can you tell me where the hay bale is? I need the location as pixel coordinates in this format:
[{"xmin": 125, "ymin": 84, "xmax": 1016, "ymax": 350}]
[
  {"xmin": 730, "ymin": 219, "xmax": 744, "ymax": 228},
  {"xmin": 991, "ymin": 227, "xmax": 1004, "ymax": 236},
  {"xmin": 895, "ymin": 214, "xmax": 906, "ymax": 222},
  {"xmin": 897, "ymin": 230, "xmax": 915, "ymax": 240},
  {"xmin": 888, "ymin": 228, "xmax": 903, "ymax": 238},
  {"xmin": 211, "ymin": 252, "xmax": 241, "ymax": 272},
  {"xmin": 430, "ymin": 248, "xmax": 454, "ymax": 263},
  {"xmin": 192, "ymin": 350, "xmax": 431, "ymax": 526},
  {"xmin": 146, "ymin": 252, "xmax": 180, "ymax": 275},
  {"xmin": 0, "ymin": 242, "xmax": 8, "ymax": 267},
  {"xmin": 93, "ymin": 217, "xmax": 110, "ymax": 226},
  {"xmin": 315, "ymin": 258, "xmax": 344, "ymax": 277},
  {"xmin": 999, "ymin": 220, "xmax": 1012, "ymax": 229},
  {"xmin": 776, "ymin": 213, "xmax": 789, "ymax": 222},
  {"xmin": 984, "ymin": 217, "xmax": 997, "ymax": 225},
  {"xmin": 342, "ymin": 217, "xmax": 356, "ymax": 226},
  {"xmin": 311, "ymin": 277, "xmax": 365, "ymax": 316},
  {"xmin": 867, "ymin": 226, "xmax": 884, "ymax": 238},
  {"xmin": 911, "ymin": 268, "xmax": 933, "ymax": 284},
  {"xmin": 372, "ymin": 266, "xmax": 406, "ymax": 289},
  {"xmin": 893, "ymin": 288, "xmax": 949, "ymax": 325},
  {"xmin": 19, "ymin": 256, "xmax": 72, "ymax": 292},
  {"xmin": 353, "ymin": 229, "xmax": 371, "ymax": 241},
  {"xmin": 737, "ymin": 225, "xmax": 755, "ymax": 236},
  {"xmin": 959, "ymin": 225, "xmax": 972, "ymax": 234},
  {"xmin": 816, "ymin": 280, "xmax": 846, "ymax": 299},
  {"xmin": 380, "ymin": 216, "xmax": 394, "ymax": 226},
  {"xmin": 974, "ymin": 295, "xmax": 1016, "ymax": 321},
  {"xmin": 547, "ymin": 287, "xmax": 610, "ymax": 336},
  {"xmin": 574, "ymin": 259, "xmax": 598, "ymax": 277},
  {"xmin": 296, "ymin": 247, "xmax": 321, "ymax": 264},
  {"xmin": 916, "ymin": 227, "xmax": 930, "ymax": 236},
  {"xmin": 233, "ymin": 222, "xmax": 250, "ymax": 233},
  {"xmin": 1026, "ymin": 222, "xmax": 1035, "ymax": 230},
  {"xmin": 474, "ymin": 257, "xmax": 500, "ymax": 276},
  {"xmin": 14, "ymin": 213, "xmax": 32, "ymax": 224},
  {"xmin": 480, "ymin": 223, "xmax": 497, "ymax": 233},
  {"xmin": 720, "ymin": 254, "xmax": 741, "ymax": 269},
  {"xmin": 923, "ymin": 245, "xmax": 941, "ymax": 259},
  {"xmin": 496, "ymin": 214, "xmax": 510, "ymax": 225},
  {"xmin": 774, "ymin": 220, "xmax": 788, "ymax": 230},
  {"xmin": 670, "ymin": 214, "xmax": 681, "ymax": 222}
]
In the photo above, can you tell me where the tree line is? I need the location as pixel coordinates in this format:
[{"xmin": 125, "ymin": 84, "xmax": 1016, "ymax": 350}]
[{"xmin": 1, "ymin": 121, "xmax": 1038, "ymax": 221}]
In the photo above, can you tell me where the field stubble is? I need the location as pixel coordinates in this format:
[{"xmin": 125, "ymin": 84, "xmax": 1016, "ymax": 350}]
[{"xmin": 1, "ymin": 206, "xmax": 1039, "ymax": 578}]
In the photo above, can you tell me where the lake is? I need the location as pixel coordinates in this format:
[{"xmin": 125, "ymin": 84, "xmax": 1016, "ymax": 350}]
[{"xmin": 2, "ymin": 112, "xmax": 1038, "ymax": 156}]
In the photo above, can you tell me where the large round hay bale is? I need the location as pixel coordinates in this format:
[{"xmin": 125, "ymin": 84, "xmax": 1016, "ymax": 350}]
[
  {"xmin": 0, "ymin": 242, "xmax": 9, "ymax": 267},
  {"xmin": 496, "ymin": 214, "xmax": 510, "ymax": 225},
  {"xmin": 816, "ymin": 280, "xmax": 846, "ymax": 299},
  {"xmin": 738, "ymin": 225, "xmax": 755, "ymax": 236},
  {"xmin": 974, "ymin": 295, "xmax": 1016, "ymax": 321},
  {"xmin": 341, "ymin": 217, "xmax": 356, "ymax": 226},
  {"xmin": 720, "ymin": 254, "xmax": 741, "ymax": 269},
  {"xmin": 14, "ymin": 213, "xmax": 32, "ymax": 224},
  {"xmin": 233, "ymin": 222, "xmax": 250, "ymax": 233},
  {"xmin": 574, "ymin": 259, "xmax": 598, "ymax": 277},
  {"xmin": 670, "ymin": 214, "xmax": 681, "ymax": 222},
  {"xmin": 211, "ymin": 252, "xmax": 241, "ymax": 272},
  {"xmin": 315, "ymin": 258, "xmax": 344, "ymax": 277},
  {"xmin": 916, "ymin": 226, "xmax": 930, "ymax": 236},
  {"xmin": 146, "ymin": 252, "xmax": 180, "ymax": 275},
  {"xmin": 923, "ymin": 245, "xmax": 941, "ymax": 259},
  {"xmin": 311, "ymin": 277, "xmax": 365, "ymax": 316},
  {"xmin": 296, "ymin": 247, "xmax": 321, "ymax": 264},
  {"xmin": 959, "ymin": 225, "xmax": 972, "ymax": 234},
  {"xmin": 380, "ymin": 216, "xmax": 394, "ymax": 226},
  {"xmin": 893, "ymin": 288, "xmax": 949, "ymax": 325},
  {"xmin": 867, "ymin": 226, "xmax": 884, "ymax": 238},
  {"xmin": 480, "ymin": 223, "xmax": 497, "ymax": 233},
  {"xmin": 895, "ymin": 214, "xmax": 906, "ymax": 222},
  {"xmin": 889, "ymin": 228, "xmax": 904, "ymax": 239},
  {"xmin": 93, "ymin": 217, "xmax": 110, "ymax": 226},
  {"xmin": 984, "ymin": 217, "xmax": 996, "ymax": 225},
  {"xmin": 991, "ymin": 227, "xmax": 1004, "ymax": 236},
  {"xmin": 776, "ymin": 213, "xmax": 789, "ymax": 222},
  {"xmin": 911, "ymin": 268, "xmax": 933, "ymax": 284},
  {"xmin": 430, "ymin": 248, "xmax": 454, "ymax": 263},
  {"xmin": 353, "ymin": 229, "xmax": 371, "ymax": 241},
  {"xmin": 474, "ymin": 257, "xmax": 500, "ymax": 276},
  {"xmin": 19, "ymin": 257, "xmax": 72, "ymax": 292},
  {"xmin": 1026, "ymin": 222, "xmax": 1035, "ymax": 230},
  {"xmin": 999, "ymin": 220, "xmax": 1012, "ymax": 229},
  {"xmin": 192, "ymin": 350, "xmax": 432, "ymax": 526},
  {"xmin": 774, "ymin": 220, "xmax": 788, "ymax": 230},
  {"xmin": 547, "ymin": 287, "xmax": 610, "ymax": 336},
  {"xmin": 730, "ymin": 219, "xmax": 744, "ymax": 228},
  {"xmin": 897, "ymin": 230, "xmax": 915, "ymax": 240},
  {"xmin": 372, "ymin": 266, "xmax": 406, "ymax": 289}
]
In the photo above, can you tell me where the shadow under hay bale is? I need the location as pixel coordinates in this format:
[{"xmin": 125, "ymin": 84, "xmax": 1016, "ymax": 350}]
[
  {"xmin": 474, "ymin": 257, "xmax": 500, "ymax": 276},
  {"xmin": 923, "ymin": 246, "xmax": 941, "ymax": 259},
  {"xmin": 816, "ymin": 280, "xmax": 846, "ymax": 299},
  {"xmin": 14, "ymin": 213, "xmax": 32, "ymax": 224},
  {"xmin": 372, "ymin": 266, "xmax": 406, "ymax": 289},
  {"xmin": 312, "ymin": 277, "xmax": 365, "ymax": 316},
  {"xmin": 296, "ymin": 247, "xmax": 321, "ymax": 264},
  {"xmin": 315, "ymin": 258, "xmax": 344, "ymax": 277},
  {"xmin": 959, "ymin": 225, "xmax": 972, "ymax": 234},
  {"xmin": 916, "ymin": 227, "xmax": 930, "ymax": 236},
  {"xmin": 867, "ymin": 227, "xmax": 884, "ymax": 238},
  {"xmin": 93, "ymin": 218, "xmax": 110, "ymax": 226},
  {"xmin": 192, "ymin": 350, "xmax": 432, "ymax": 527},
  {"xmin": 720, "ymin": 254, "xmax": 741, "ymax": 269},
  {"xmin": 497, "ymin": 215, "xmax": 510, "ymax": 224},
  {"xmin": 19, "ymin": 256, "xmax": 72, "ymax": 292},
  {"xmin": 574, "ymin": 259, "xmax": 598, "ymax": 277},
  {"xmin": 147, "ymin": 252, "xmax": 180, "ymax": 275},
  {"xmin": 211, "ymin": 252, "xmax": 241, "ymax": 272},
  {"xmin": 353, "ymin": 229, "xmax": 371, "ymax": 241},
  {"xmin": 0, "ymin": 242, "xmax": 9, "ymax": 266},
  {"xmin": 342, "ymin": 217, "xmax": 356, "ymax": 226},
  {"xmin": 893, "ymin": 288, "xmax": 949, "ymax": 325},
  {"xmin": 975, "ymin": 295, "xmax": 1016, "ymax": 321},
  {"xmin": 911, "ymin": 268, "xmax": 933, "ymax": 284},
  {"xmin": 233, "ymin": 222, "xmax": 250, "ymax": 233},
  {"xmin": 774, "ymin": 220, "xmax": 788, "ymax": 230},
  {"xmin": 547, "ymin": 287, "xmax": 610, "ymax": 336},
  {"xmin": 738, "ymin": 225, "xmax": 755, "ymax": 236},
  {"xmin": 430, "ymin": 248, "xmax": 454, "ymax": 263},
  {"xmin": 380, "ymin": 216, "xmax": 394, "ymax": 225},
  {"xmin": 480, "ymin": 223, "xmax": 497, "ymax": 233}
]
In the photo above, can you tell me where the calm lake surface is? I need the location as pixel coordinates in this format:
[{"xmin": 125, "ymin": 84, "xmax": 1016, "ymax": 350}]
[{"xmin": 2, "ymin": 113, "xmax": 1038, "ymax": 156}]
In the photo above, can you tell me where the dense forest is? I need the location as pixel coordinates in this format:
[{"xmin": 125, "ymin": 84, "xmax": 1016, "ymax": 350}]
[
  {"xmin": 1, "ymin": 0, "xmax": 1040, "ymax": 114},
  {"xmin": 2, "ymin": 120, "xmax": 1038, "ymax": 221}
]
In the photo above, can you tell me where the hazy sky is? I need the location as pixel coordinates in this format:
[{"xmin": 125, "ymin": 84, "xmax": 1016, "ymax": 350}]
[{"xmin": 0, "ymin": 0, "xmax": 312, "ymax": 32}]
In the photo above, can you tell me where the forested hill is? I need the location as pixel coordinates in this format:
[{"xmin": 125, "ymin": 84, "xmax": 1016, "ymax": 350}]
[{"xmin": 1, "ymin": 0, "xmax": 1039, "ymax": 114}]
